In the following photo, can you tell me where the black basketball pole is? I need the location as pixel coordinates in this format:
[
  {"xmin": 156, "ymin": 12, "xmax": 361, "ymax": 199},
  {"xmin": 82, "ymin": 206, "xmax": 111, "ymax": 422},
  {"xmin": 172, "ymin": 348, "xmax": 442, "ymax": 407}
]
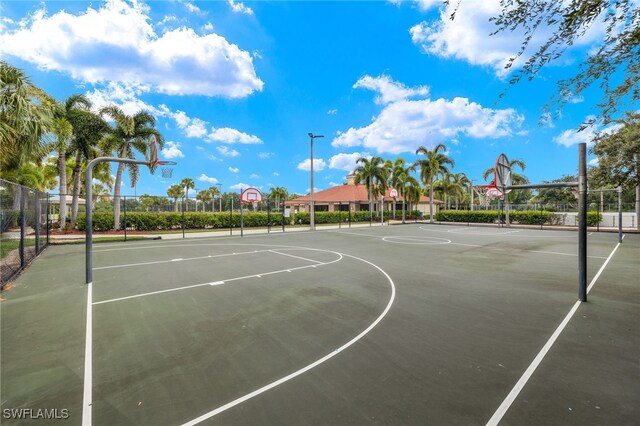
[{"xmin": 578, "ymin": 143, "xmax": 587, "ymax": 302}]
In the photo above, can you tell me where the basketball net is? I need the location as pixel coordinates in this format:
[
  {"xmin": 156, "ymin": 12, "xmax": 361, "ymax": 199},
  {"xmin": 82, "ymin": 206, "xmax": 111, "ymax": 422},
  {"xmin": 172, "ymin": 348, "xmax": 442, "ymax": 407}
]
[{"xmin": 474, "ymin": 184, "xmax": 503, "ymax": 207}]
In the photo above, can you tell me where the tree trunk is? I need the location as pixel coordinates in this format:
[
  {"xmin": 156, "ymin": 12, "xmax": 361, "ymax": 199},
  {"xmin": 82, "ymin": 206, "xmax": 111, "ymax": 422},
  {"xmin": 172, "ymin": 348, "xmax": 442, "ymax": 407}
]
[
  {"xmin": 58, "ymin": 151, "xmax": 68, "ymax": 228},
  {"xmin": 174, "ymin": 198, "xmax": 178, "ymax": 212},
  {"xmin": 113, "ymin": 162, "xmax": 125, "ymax": 230},
  {"xmin": 429, "ymin": 179, "xmax": 434, "ymax": 223},
  {"xmin": 402, "ymin": 194, "xmax": 406, "ymax": 223},
  {"xmin": 70, "ymin": 152, "xmax": 82, "ymax": 228}
]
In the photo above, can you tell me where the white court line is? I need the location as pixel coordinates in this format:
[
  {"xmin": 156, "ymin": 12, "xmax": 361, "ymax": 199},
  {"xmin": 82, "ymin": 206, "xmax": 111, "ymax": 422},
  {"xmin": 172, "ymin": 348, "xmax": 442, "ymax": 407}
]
[
  {"xmin": 82, "ymin": 282, "xmax": 92, "ymax": 426},
  {"xmin": 92, "ymin": 252, "xmax": 343, "ymax": 305},
  {"xmin": 269, "ymin": 250, "xmax": 324, "ymax": 264},
  {"xmin": 181, "ymin": 252, "xmax": 396, "ymax": 426},
  {"xmin": 485, "ymin": 241, "xmax": 622, "ymax": 426},
  {"xmin": 93, "ymin": 249, "xmax": 273, "ymax": 270}
]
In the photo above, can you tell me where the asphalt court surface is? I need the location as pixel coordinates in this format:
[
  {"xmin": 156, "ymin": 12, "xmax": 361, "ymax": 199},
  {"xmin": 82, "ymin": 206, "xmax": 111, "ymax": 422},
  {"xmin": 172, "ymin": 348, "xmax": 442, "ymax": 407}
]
[{"xmin": 1, "ymin": 223, "xmax": 638, "ymax": 425}]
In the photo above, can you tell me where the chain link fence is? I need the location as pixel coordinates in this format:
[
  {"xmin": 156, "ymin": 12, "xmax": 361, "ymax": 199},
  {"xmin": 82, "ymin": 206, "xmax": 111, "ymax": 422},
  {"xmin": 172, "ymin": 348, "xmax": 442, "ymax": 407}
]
[{"xmin": 1, "ymin": 179, "xmax": 49, "ymax": 288}]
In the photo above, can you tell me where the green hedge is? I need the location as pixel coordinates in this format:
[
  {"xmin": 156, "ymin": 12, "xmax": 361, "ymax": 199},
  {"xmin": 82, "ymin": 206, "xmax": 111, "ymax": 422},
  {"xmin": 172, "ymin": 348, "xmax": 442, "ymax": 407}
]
[
  {"xmin": 76, "ymin": 212, "xmax": 285, "ymax": 231},
  {"xmin": 292, "ymin": 210, "xmax": 422, "ymax": 225},
  {"xmin": 435, "ymin": 210, "xmax": 603, "ymax": 226}
]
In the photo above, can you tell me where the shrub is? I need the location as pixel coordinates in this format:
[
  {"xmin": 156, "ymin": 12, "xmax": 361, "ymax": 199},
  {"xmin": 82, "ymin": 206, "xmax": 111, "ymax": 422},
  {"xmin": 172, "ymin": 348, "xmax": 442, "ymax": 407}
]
[{"xmin": 1, "ymin": 209, "xmax": 20, "ymax": 232}]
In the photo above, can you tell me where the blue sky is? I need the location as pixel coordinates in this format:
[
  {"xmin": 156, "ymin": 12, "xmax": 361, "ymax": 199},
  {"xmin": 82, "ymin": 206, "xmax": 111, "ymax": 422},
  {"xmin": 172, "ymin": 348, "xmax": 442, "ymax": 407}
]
[{"xmin": 0, "ymin": 0, "xmax": 611, "ymax": 198}]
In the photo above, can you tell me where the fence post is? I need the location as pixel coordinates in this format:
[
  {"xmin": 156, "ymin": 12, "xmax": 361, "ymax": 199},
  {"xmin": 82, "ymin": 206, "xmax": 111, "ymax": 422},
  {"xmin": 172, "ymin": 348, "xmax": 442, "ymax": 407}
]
[
  {"xmin": 182, "ymin": 197, "xmax": 186, "ymax": 239},
  {"xmin": 349, "ymin": 202, "xmax": 352, "ymax": 228},
  {"xmin": 267, "ymin": 199, "xmax": 271, "ymax": 233},
  {"xmin": 46, "ymin": 194, "xmax": 50, "ymax": 246},
  {"xmin": 35, "ymin": 190, "xmax": 41, "ymax": 253},
  {"xmin": 19, "ymin": 186, "xmax": 25, "ymax": 268},
  {"xmin": 339, "ymin": 202, "xmax": 342, "ymax": 229}
]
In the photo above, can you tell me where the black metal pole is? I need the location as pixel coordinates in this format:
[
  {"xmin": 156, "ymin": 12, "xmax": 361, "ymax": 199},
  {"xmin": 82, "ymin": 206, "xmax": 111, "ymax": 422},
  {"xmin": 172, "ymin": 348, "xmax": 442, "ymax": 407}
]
[
  {"xmin": 618, "ymin": 186, "xmax": 623, "ymax": 243},
  {"xmin": 46, "ymin": 195, "xmax": 50, "ymax": 246},
  {"xmin": 349, "ymin": 202, "xmax": 352, "ymax": 228},
  {"xmin": 578, "ymin": 143, "xmax": 588, "ymax": 302},
  {"xmin": 339, "ymin": 202, "xmax": 342, "ymax": 229},
  {"xmin": 124, "ymin": 196, "xmax": 127, "ymax": 242},
  {"xmin": 19, "ymin": 187, "xmax": 25, "ymax": 268},
  {"xmin": 35, "ymin": 190, "xmax": 41, "ymax": 253},
  {"xmin": 230, "ymin": 198, "xmax": 233, "ymax": 236},
  {"xmin": 182, "ymin": 197, "xmax": 186, "ymax": 239},
  {"xmin": 240, "ymin": 195, "xmax": 244, "ymax": 237},
  {"xmin": 267, "ymin": 199, "xmax": 271, "ymax": 233}
]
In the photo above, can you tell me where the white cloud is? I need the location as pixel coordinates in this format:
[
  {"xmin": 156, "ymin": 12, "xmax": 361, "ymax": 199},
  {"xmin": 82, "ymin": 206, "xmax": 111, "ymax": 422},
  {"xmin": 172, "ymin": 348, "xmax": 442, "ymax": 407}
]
[
  {"xmin": 158, "ymin": 105, "xmax": 259, "ymax": 143},
  {"xmin": 333, "ymin": 75, "xmax": 524, "ymax": 155},
  {"xmin": 327, "ymin": 108, "xmax": 338, "ymax": 115},
  {"xmin": 249, "ymin": 173, "xmax": 260, "ymax": 179},
  {"xmin": 228, "ymin": 0, "xmax": 254, "ymax": 15},
  {"xmin": 588, "ymin": 158, "xmax": 599, "ymax": 167},
  {"xmin": 228, "ymin": 167, "xmax": 239, "ymax": 173},
  {"xmin": 198, "ymin": 174, "xmax": 219, "ymax": 184},
  {"xmin": 354, "ymin": 75, "xmax": 429, "ymax": 105},
  {"xmin": 217, "ymin": 146, "xmax": 240, "ymax": 157},
  {"xmin": 161, "ymin": 141, "xmax": 184, "ymax": 159},
  {"xmin": 207, "ymin": 154, "xmax": 218, "ymax": 161},
  {"xmin": 183, "ymin": 2, "xmax": 203, "ymax": 14},
  {"xmin": 273, "ymin": 172, "xmax": 279, "ymax": 176},
  {"xmin": 258, "ymin": 152, "xmax": 273, "ymax": 159},
  {"xmin": 0, "ymin": 0, "xmax": 263, "ymax": 97},
  {"xmin": 553, "ymin": 119, "xmax": 621, "ymax": 148},
  {"xmin": 297, "ymin": 159, "xmax": 327, "ymax": 172},
  {"xmin": 230, "ymin": 182, "xmax": 250, "ymax": 190},
  {"xmin": 206, "ymin": 127, "xmax": 262, "ymax": 144},
  {"xmin": 408, "ymin": 1, "xmax": 605, "ymax": 77},
  {"xmin": 85, "ymin": 82, "xmax": 156, "ymax": 116},
  {"xmin": 329, "ymin": 152, "xmax": 370, "ymax": 172}
]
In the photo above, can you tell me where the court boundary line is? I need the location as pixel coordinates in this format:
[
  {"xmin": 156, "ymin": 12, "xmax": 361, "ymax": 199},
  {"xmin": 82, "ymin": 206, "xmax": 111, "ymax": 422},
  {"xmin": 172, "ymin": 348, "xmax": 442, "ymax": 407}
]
[
  {"xmin": 327, "ymin": 230, "xmax": 607, "ymax": 259},
  {"xmin": 92, "ymin": 249, "xmax": 343, "ymax": 305},
  {"xmin": 485, "ymin": 241, "xmax": 622, "ymax": 426},
  {"xmin": 93, "ymin": 249, "xmax": 274, "ymax": 270},
  {"xmin": 180, "ymin": 252, "xmax": 396, "ymax": 426}
]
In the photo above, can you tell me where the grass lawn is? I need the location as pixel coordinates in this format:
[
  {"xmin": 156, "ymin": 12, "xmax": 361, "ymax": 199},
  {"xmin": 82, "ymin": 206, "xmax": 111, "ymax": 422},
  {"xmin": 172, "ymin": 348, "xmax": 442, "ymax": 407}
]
[{"xmin": 0, "ymin": 239, "xmax": 35, "ymax": 260}]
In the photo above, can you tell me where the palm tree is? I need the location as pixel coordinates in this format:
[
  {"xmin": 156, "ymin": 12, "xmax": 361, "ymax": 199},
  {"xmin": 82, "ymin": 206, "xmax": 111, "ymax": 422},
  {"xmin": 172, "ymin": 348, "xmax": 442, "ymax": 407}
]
[
  {"xmin": 450, "ymin": 172, "xmax": 472, "ymax": 209},
  {"xmin": 353, "ymin": 156, "xmax": 389, "ymax": 222},
  {"xmin": 268, "ymin": 186, "xmax": 289, "ymax": 210},
  {"xmin": 208, "ymin": 186, "xmax": 221, "ymax": 212},
  {"xmin": 197, "ymin": 190, "xmax": 212, "ymax": 212},
  {"xmin": 405, "ymin": 178, "xmax": 423, "ymax": 216},
  {"xmin": 412, "ymin": 143, "xmax": 454, "ymax": 222},
  {"xmin": 0, "ymin": 61, "xmax": 53, "ymax": 172},
  {"xmin": 181, "ymin": 178, "xmax": 195, "ymax": 212},
  {"xmin": 389, "ymin": 158, "xmax": 416, "ymax": 223},
  {"xmin": 100, "ymin": 106, "xmax": 163, "ymax": 229},
  {"xmin": 167, "ymin": 184, "xmax": 183, "ymax": 212},
  {"xmin": 51, "ymin": 94, "xmax": 91, "ymax": 228}
]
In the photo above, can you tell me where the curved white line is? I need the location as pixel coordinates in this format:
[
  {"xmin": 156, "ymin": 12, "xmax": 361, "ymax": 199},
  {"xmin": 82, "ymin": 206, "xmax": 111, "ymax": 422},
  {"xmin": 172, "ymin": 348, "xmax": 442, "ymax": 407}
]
[
  {"xmin": 181, "ymin": 252, "xmax": 396, "ymax": 426},
  {"xmin": 382, "ymin": 236, "xmax": 452, "ymax": 245}
]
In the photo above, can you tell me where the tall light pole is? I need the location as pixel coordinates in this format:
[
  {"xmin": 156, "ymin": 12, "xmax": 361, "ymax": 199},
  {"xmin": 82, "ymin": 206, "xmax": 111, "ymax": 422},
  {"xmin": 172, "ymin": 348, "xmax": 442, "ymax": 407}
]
[
  {"xmin": 216, "ymin": 183, "xmax": 222, "ymax": 212},
  {"xmin": 308, "ymin": 133, "xmax": 324, "ymax": 231}
]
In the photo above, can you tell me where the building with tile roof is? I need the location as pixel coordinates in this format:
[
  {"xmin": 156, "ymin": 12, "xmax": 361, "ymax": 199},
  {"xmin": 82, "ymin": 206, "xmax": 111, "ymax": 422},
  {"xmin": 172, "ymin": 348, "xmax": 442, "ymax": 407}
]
[{"xmin": 284, "ymin": 173, "xmax": 441, "ymax": 214}]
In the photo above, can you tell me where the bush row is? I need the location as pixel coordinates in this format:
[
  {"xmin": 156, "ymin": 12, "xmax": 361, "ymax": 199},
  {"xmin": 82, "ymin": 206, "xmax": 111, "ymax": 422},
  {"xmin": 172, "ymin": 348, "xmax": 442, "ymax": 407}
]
[
  {"xmin": 291, "ymin": 210, "xmax": 422, "ymax": 224},
  {"xmin": 74, "ymin": 210, "xmax": 425, "ymax": 230},
  {"xmin": 435, "ymin": 210, "xmax": 603, "ymax": 226},
  {"xmin": 76, "ymin": 212, "xmax": 286, "ymax": 231}
]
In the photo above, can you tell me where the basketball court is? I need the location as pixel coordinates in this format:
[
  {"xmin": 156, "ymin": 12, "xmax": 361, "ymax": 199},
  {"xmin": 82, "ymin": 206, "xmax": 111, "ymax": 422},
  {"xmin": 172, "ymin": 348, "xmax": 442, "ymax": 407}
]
[{"xmin": 2, "ymin": 223, "xmax": 638, "ymax": 425}]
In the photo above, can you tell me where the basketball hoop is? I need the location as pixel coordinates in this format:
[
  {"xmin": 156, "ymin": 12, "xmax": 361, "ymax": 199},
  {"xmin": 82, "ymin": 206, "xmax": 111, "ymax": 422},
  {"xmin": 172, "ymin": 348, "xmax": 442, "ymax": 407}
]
[
  {"xmin": 474, "ymin": 184, "xmax": 503, "ymax": 207},
  {"xmin": 146, "ymin": 135, "xmax": 177, "ymax": 176}
]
